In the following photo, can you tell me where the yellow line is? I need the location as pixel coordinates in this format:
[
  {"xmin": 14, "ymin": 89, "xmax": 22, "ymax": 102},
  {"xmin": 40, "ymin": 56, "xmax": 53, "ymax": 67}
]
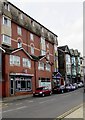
[{"xmin": 55, "ymin": 104, "xmax": 83, "ymax": 120}]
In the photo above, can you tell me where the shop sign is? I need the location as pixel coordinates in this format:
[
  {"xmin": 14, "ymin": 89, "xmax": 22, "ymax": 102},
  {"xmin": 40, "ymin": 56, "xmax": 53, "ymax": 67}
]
[{"xmin": 39, "ymin": 81, "xmax": 51, "ymax": 89}]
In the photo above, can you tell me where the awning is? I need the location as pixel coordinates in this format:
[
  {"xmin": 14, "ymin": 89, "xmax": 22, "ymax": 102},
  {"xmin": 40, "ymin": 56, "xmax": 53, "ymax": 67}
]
[{"xmin": 10, "ymin": 73, "xmax": 34, "ymax": 77}]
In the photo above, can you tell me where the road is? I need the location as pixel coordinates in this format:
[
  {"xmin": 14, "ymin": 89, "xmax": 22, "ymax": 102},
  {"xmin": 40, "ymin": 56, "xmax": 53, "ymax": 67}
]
[{"xmin": 2, "ymin": 88, "xmax": 83, "ymax": 119}]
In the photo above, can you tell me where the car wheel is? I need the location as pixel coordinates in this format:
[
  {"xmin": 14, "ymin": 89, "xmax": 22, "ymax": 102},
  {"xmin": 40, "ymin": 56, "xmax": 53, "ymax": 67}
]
[
  {"xmin": 42, "ymin": 93, "xmax": 45, "ymax": 97},
  {"xmin": 49, "ymin": 92, "xmax": 52, "ymax": 96},
  {"xmin": 61, "ymin": 90, "xmax": 64, "ymax": 93}
]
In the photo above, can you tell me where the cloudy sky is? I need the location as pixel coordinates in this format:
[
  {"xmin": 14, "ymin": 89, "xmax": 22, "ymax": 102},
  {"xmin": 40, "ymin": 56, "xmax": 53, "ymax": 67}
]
[{"xmin": 8, "ymin": 0, "xmax": 83, "ymax": 56}]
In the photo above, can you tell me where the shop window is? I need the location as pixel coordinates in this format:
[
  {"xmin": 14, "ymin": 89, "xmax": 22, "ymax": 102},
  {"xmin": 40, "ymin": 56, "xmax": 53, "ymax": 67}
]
[{"xmin": 15, "ymin": 77, "xmax": 32, "ymax": 91}]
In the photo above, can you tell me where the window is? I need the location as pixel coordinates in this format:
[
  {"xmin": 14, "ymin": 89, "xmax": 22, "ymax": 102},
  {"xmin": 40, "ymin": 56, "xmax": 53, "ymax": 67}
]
[
  {"xmin": 3, "ymin": 16, "xmax": 11, "ymax": 27},
  {"xmin": 31, "ymin": 46, "xmax": 34, "ymax": 55},
  {"xmin": 45, "ymin": 63, "xmax": 51, "ymax": 71},
  {"xmin": 41, "ymin": 50, "xmax": 46, "ymax": 56},
  {"xmin": 17, "ymin": 26, "xmax": 22, "ymax": 35},
  {"xmin": 10, "ymin": 55, "xmax": 20, "ymax": 66},
  {"xmin": 38, "ymin": 62, "xmax": 44, "ymax": 70},
  {"xmin": 18, "ymin": 41, "xmax": 22, "ymax": 48},
  {"xmin": 47, "ymin": 54, "xmax": 50, "ymax": 60},
  {"xmin": 30, "ymin": 33, "xmax": 34, "ymax": 41},
  {"xmin": 15, "ymin": 77, "xmax": 32, "ymax": 91},
  {"xmin": 41, "ymin": 27, "xmax": 44, "ymax": 33},
  {"xmin": 23, "ymin": 58, "xmax": 31, "ymax": 68},
  {"xmin": 2, "ymin": 35, "xmax": 11, "ymax": 45},
  {"xmin": 4, "ymin": 3, "xmax": 10, "ymax": 11},
  {"xmin": 31, "ymin": 20, "xmax": 35, "ymax": 27},
  {"xmin": 20, "ymin": 13, "xmax": 23, "ymax": 20},
  {"xmin": 41, "ymin": 37, "xmax": 46, "ymax": 55}
]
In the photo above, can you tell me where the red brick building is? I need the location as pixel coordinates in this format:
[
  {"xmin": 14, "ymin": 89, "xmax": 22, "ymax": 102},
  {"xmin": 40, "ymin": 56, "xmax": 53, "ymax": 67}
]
[{"xmin": 0, "ymin": 0, "xmax": 58, "ymax": 97}]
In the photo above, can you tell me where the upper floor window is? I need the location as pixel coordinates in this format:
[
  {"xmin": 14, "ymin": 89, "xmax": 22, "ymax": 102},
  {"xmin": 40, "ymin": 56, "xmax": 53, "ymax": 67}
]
[
  {"xmin": 31, "ymin": 46, "xmax": 34, "ymax": 55},
  {"xmin": 38, "ymin": 62, "xmax": 44, "ymax": 70},
  {"xmin": 4, "ymin": 3, "xmax": 10, "ymax": 11},
  {"xmin": 30, "ymin": 33, "xmax": 34, "ymax": 41},
  {"xmin": 20, "ymin": 13, "xmax": 23, "ymax": 20},
  {"xmin": 17, "ymin": 26, "xmax": 22, "ymax": 35},
  {"xmin": 10, "ymin": 55, "xmax": 20, "ymax": 66},
  {"xmin": 3, "ymin": 16, "xmax": 11, "ymax": 27},
  {"xmin": 47, "ymin": 54, "xmax": 50, "ymax": 60},
  {"xmin": 23, "ymin": 58, "xmax": 31, "ymax": 68},
  {"xmin": 41, "ymin": 37, "xmax": 46, "ymax": 55},
  {"xmin": 18, "ymin": 41, "xmax": 22, "ymax": 48},
  {"xmin": 2, "ymin": 35, "xmax": 11, "ymax": 46},
  {"xmin": 41, "ymin": 27, "xmax": 44, "ymax": 33},
  {"xmin": 31, "ymin": 20, "xmax": 35, "ymax": 27},
  {"xmin": 66, "ymin": 54, "xmax": 71, "ymax": 63},
  {"xmin": 41, "ymin": 50, "xmax": 46, "ymax": 56},
  {"xmin": 45, "ymin": 63, "xmax": 51, "ymax": 71}
]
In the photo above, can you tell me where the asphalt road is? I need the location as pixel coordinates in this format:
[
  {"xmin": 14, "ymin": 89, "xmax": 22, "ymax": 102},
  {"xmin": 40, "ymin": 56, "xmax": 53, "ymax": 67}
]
[{"xmin": 2, "ymin": 88, "xmax": 83, "ymax": 119}]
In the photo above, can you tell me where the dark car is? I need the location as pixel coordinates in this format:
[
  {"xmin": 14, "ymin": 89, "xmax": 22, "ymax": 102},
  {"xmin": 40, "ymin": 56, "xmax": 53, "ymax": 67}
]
[
  {"xmin": 52, "ymin": 85, "xmax": 65, "ymax": 94},
  {"xmin": 33, "ymin": 86, "xmax": 52, "ymax": 97}
]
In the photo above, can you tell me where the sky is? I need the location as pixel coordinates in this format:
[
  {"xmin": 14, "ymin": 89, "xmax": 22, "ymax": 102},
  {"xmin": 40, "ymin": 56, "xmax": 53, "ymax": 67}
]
[{"xmin": 8, "ymin": 0, "xmax": 83, "ymax": 56}]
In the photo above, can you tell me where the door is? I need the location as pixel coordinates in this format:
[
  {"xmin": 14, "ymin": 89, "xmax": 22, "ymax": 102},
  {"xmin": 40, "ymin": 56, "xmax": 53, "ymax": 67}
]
[{"xmin": 10, "ymin": 78, "xmax": 14, "ymax": 95}]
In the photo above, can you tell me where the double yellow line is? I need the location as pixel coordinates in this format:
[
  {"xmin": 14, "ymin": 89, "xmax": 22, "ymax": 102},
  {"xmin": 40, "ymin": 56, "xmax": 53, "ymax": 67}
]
[{"xmin": 54, "ymin": 103, "xmax": 83, "ymax": 120}]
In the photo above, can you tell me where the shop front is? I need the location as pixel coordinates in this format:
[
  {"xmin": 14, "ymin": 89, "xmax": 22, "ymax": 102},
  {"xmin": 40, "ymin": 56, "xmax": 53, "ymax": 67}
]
[
  {"xmin": 9, "ymin": 73, "xmax": 34, "ymax": 96},
  {"xmin": 52, "ymin": 72, "xmax": 64, "ymax": 87},
  {"xmin": 39, "ymin": 77, "xmax": 51, "ymax": 90}
]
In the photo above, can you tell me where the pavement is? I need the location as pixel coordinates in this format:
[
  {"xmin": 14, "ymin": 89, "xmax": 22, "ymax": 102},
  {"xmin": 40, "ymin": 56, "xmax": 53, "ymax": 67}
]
[{"xmin": 0, "ymin": 94, "xmax": 84, "ymax": 119}]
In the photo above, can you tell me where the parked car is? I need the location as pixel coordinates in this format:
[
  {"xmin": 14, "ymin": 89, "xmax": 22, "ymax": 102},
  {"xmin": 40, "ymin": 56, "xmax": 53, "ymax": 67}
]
[
  {"xmin": 69, "ymin": 84, "xmax": 76, "ymax": 91},
  {"xmin": 73, "ymin": 83, "xmax": 78, "ymax": 89},
  {"xmin": 77, "ymin": 82, "xmax": 84, "ymax": 88},
  {"xmin": 33, "ymin": 86, "xmax": 52, "ymax": 97},
  {"xmin": 52, "ymin": 85, "xmax": 65, "ymax": 94},
  {"xmin": 65, "ymin": 84, "xmax": 72, "ymax": 92}
]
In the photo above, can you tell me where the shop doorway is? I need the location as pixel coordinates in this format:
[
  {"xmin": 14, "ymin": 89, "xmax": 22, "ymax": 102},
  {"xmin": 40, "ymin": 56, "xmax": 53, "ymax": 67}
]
[{"xmin": 10, "ymin": 78, "xmax": 14, "ymax": 95}]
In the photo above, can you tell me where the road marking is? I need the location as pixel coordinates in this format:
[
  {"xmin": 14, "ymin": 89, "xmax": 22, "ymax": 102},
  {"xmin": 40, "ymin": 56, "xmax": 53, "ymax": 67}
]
[
  {"xmin": 55, "ymin": 104, "xmax": 83, "ymax": 120},
  {"xmin": 28, "ymin": 100, "xmax": 34, "ymax": 103},
  {"xmin": 16, "ymin": 103, "xmax": 22, "ymax": 105},
  {"xmin": 2, "ymin": 106, "xmax": 27, "ymax": 113},
  {"xmin": 39, "ymin": 98, "xmax": 56, "ymax": 104}
]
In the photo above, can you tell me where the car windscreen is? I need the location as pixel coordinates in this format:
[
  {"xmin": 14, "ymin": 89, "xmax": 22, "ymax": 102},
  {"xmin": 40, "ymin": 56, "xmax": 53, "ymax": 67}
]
[{"xmin": 36, "ymin": 87, "xmax": 43, "ymax": 90}]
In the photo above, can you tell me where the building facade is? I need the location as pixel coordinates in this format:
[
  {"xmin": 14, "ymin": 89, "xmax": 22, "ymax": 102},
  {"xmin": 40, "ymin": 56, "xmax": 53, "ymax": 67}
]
[
  {"xmin": 58, "ymin": 45, "xmax": 71, "ymax": 85},
  {"xmin": 0, "ymin": 0, "xmax": 58, "ymax": 97},
  {"xmin": 70, "ymin": 49, "xmax": 77, "ymax": 83}
]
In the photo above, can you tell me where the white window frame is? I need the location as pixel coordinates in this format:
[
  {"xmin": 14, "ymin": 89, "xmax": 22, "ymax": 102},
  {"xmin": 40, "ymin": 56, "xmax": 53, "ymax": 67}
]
[
  {"xmin": 3, "ymin": 16, "xmax": 11, "ymax": 27},
  {"xmin": 31, "ymin": 46, "xmax": 34, "ymax": 55},
  {"xmin": 23, "ymin": 58, "xmax": 31, "ymax": 68},
  {"xmin": 2, "ymin": 35, "xmax": 11, "ymax": 46},
  {"xmin": 38, "ymin": 62, "xmax": 44, "ymax": 70},
  {"xmin": 18, "ymin": 41, "xmax": 22, "ymax": 48},
  {"xmin": 17, "ymin": 26, "xmax": 22, "ymax": 35},
  {"xmin": 41, "ymin": 37, "xmax": 46, "ymax": 55},
  {"xmin": 10, "ymin": 55, "xmax": 20, "ymax": 66},
  {"xmin": 4, "ymin": 3, "xmax": 10, "ymax": 11},
  {"xmin": 30, "ymin": 33, "xmax": 34, "ymax": 41},
  {"xmin": 45, "ymin": 63, "xmax": 51, "ymax": 71}
]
